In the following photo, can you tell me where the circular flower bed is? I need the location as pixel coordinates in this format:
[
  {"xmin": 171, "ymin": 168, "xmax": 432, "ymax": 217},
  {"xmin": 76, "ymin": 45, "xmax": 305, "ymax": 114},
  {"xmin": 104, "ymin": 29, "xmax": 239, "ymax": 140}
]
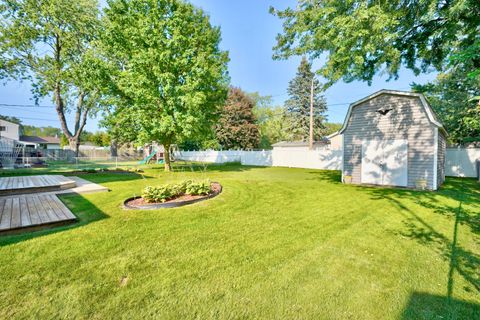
[{"xmin": 124, "ymin": 181, "xmax": 222, "ymax": 210}]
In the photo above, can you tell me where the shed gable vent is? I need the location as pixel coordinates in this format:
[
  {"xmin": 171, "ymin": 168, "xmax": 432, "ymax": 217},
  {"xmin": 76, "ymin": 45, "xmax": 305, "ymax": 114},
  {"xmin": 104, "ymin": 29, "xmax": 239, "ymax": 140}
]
[{"xmin": 376, "ymin": 106, "xmax": 393, "ymax": 116}]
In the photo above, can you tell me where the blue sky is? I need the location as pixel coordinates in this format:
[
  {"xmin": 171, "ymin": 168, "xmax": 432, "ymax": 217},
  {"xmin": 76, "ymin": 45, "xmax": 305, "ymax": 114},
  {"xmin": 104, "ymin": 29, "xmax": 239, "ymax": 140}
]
[{"xmin": 0, "ymin": 0, "xmax": 437, "ymax": 132}]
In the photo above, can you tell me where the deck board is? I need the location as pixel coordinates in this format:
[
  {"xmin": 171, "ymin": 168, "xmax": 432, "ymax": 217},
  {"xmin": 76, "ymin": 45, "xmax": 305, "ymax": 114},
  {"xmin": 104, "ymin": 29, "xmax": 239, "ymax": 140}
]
[
  {"xmin": 32, "ymin": 196, "xmax": 50, "ymax": 223},
  {"xmin": 45, "ymin": 195, "xmax": 65, "ymax": 219},
  {"xmin": 10, "ymin": 197, "xmax": 21, "ymax": 228},
  {"xmin": 0, "ymin": 175, "xmax": 76, "ymax": 196},
  {"xmin": 26, "ymin": 197, "xmax": 41, "ymax": 225},
  {"xmin": 0, "ymin": 174, "xmax": 108, "ymax": 234},
  {"xmin": 0, "ymin": 198, "xmax": 12, "ymax": 230},
  {"xmin": 0, "ymin": 199, "xmax": 5, "ymax": 228},
  {"xmin": 19, "ymin": 197, "xmax": 31, "ymax": 226},
  {"xmin": 0, "ymin": 194, "xmax": 77, "ymax": 234}
]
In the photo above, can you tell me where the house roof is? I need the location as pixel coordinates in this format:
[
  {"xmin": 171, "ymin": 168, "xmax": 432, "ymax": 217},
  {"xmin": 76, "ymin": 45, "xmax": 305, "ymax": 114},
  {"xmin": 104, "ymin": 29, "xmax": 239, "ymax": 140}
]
[
  {"xmin": 19, "ymin": 135, "xmax": 60, "ymax": 144},
  {"xmin": 338, "ymin": 89, "xmax": 446, "ymax": 135},
  {"xmin": 326, "ymin": 131, "xmax": 340, "ymax": 139},
  {"xmin": 0, "ymin": 118, "xmax": 20, "ymax": 126},
  {"xmin": 272, "ymin": 140, "xmax": 329, "ymax": 147}
]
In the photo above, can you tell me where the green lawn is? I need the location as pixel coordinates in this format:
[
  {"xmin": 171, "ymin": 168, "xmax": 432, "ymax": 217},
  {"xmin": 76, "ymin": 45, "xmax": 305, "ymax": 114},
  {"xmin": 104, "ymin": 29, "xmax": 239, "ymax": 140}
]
[{"xmin": 0, "ymin": 164, "xmax": 478, "ymax": 319}]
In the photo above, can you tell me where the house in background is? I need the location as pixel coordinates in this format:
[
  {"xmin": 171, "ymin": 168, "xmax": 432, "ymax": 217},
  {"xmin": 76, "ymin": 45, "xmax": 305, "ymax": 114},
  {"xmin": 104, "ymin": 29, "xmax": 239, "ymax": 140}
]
[
  {"xmin": 0, "ymin": 119, "xmax": 20, "ymax": 141},
  {"xmin": 19, "ymin": 135, "xmax": 61, "ymax": 150},
  {"xmin": 340, "ymin": 89, "xmax": 447, "ymax": 190},
  {"xmin": 0, "ymin": 118, "xmax": 61, "ymax": 150},
  {"xmin": 271, "ymin": 139, "xmax": 330, "ymax": 151}
]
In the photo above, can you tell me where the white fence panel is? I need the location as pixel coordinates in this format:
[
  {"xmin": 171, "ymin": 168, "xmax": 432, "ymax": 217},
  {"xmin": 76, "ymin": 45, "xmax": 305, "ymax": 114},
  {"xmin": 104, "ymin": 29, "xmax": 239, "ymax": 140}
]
[
  {"xmin": 175, "ymin": 149, "xmax": 341, "ymax": 169},
  {"xmin": 175, "ymin": 148, "xmax": 479, "ymax": 177},
  {"xmin": 241, "ymin": 151, "xmax": 272, "ymax": 166},
  {"xmin": 446, "ymin": 148, "xmax": 480, "ymax": 177},
  {"xmin": 272, "ymin": 149, "xmax": 342, "ymax": 170},
  {"xmin": 175, "ymin": 150, "xmax": 242, "ymax": 163}
]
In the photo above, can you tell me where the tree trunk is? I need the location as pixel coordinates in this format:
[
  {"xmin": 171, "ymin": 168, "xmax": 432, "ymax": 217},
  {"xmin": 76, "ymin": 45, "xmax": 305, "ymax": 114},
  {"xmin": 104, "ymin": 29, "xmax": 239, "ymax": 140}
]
[
  {"xmin": 110, "ymin": 139, "xmax": 118, "ymax": 157},
  {"xmin": 69, "ymin": 138, "xmax": 80, "ymax": 157},
  {"xmin": 163, "ymin": 144, "xmax": 171, "ymax": 172}
]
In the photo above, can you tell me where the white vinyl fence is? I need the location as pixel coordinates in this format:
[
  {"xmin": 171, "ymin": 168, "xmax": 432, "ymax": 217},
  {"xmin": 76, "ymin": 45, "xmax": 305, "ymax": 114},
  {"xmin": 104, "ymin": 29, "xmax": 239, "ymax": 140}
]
[
  {"xmin": 446, "ymin": 148, "xmax": 480, "ymax": 178},
  {"xmin": 174, "ymin": 150, "xmax": 244, "ymax": 163},
  {"xmin": 174, "ymin": 149, "xmax": 342, "ymax": 170},
  {"xmin": 272, "ymin": 149, "xmax": 342, "ymax": 170},
  {"xmin": 175, "ymin": 148, "xmax": 480, "ymax": 178}
]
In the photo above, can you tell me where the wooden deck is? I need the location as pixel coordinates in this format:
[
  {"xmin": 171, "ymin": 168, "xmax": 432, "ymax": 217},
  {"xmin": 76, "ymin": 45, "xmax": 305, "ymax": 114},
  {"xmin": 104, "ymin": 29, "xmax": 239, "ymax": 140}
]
[
  {"xmin": 0, "ymin": 175, "xmax": 76, "ymax": 196},
  {"xmin": 0, "ymin": 194, "xmax": 77, "ymax": 235}
]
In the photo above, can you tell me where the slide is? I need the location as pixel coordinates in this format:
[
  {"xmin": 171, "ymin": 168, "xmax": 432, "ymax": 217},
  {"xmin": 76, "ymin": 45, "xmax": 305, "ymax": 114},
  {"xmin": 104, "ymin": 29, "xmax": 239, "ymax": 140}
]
[{"xmin": 138, "ymin": 150, "xmax": 156, "ymax": 165}]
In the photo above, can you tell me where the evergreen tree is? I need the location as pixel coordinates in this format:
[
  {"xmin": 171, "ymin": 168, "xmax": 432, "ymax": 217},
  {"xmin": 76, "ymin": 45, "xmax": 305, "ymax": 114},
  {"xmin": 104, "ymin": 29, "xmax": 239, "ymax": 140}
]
[
  {"xmin": 285, "ymin": 57, "xmax": 327, "ymax": 141},
  {"xmin": 215, "ymin": 87, "xmax": 260, "ymax": 149}
]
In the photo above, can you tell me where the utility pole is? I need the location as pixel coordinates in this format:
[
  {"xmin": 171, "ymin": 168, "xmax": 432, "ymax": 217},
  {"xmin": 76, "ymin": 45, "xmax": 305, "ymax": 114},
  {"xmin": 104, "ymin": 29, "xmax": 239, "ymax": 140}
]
[{"xmin": 309, "ymin": 76, "xmax": 314, "ymax": 150}]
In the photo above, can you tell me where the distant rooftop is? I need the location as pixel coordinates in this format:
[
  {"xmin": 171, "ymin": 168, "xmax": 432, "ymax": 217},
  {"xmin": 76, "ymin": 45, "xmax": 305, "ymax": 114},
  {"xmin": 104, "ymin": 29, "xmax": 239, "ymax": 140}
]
[
  {"xmin": 19, "ymin": 135, "xmax": 60, "ymax": 144},
  {"xmin": 271, "ymin": 140, "xmax": 329, "ymax": 147}
]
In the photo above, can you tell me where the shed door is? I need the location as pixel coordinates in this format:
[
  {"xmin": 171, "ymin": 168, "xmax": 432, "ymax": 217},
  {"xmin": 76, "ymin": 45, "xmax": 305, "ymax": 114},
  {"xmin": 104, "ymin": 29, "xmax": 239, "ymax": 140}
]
[{"xmin": 361, "ymin": 140, "xmax": 408, "ymax": 187}]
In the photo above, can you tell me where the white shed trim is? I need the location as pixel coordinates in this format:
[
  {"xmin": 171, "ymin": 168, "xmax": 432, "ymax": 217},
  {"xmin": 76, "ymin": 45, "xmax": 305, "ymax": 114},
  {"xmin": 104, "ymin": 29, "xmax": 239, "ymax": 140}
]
[
  {"xmin": 338, "ymin": 90, "xmax": 446, "ymax": 135},
  {"xmin": 341, "ymin": 131, "xmax": 345, "ymax": 181},
  {"xmin": 433, "ymin": 127, "xmax": 438, "ymax": 190}
]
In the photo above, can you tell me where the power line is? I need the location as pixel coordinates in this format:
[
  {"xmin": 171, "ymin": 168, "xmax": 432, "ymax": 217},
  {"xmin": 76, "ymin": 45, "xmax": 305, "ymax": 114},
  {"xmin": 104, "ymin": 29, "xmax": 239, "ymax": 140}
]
[
  {"xmin": 10, "ymin": 116, "xmax": 60, "ymax": 123},
  {"xmin": 0, "ymin": 103, "xmax": 55, "ymax": 108},
  {"xmin": 0, "ymin": 105, "xmax": 58, "ymax": 114}
]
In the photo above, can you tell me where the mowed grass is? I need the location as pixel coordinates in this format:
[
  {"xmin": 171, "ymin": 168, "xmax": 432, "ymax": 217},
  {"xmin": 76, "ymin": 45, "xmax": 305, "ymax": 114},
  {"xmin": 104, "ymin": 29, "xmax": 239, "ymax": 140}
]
[{"xmin": 0, "ymin": 164, "xmax": 478, "ymax": 319}]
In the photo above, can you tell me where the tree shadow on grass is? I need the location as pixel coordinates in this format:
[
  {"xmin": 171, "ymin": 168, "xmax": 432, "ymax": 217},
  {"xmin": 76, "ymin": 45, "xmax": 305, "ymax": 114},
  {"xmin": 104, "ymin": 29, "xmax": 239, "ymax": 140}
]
[
  {"xmin": 0, "ymin": 193, "xmax": 108, "ymax": 248},
  {"xmin": 307, "ymin": 170, "xmax": 342, "ymax": 184},
  {"xmin": 364, "ymin": 178, "xmax": 480, "ymax": 305},
  {"xmin": 68, "ymin": 171, "xmax": 151, "ymax": 184},
  {"xmin": 165, "ymin": 161, "xmax": 256, "ymax": 173},
  {"xmin": 401, "ymin": 292, "xmax": 480, "ymax": 319},
  {"xmin": 0, "ymin": 169, "xmax": 150, "ymax": 184}
]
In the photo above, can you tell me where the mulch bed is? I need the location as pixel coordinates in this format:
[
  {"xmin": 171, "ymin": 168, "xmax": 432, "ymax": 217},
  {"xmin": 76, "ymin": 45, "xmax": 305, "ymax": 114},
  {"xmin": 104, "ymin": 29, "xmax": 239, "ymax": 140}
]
[{"xmin": 124, "ymin": 182, "xmax": 222, "ymax": 210}]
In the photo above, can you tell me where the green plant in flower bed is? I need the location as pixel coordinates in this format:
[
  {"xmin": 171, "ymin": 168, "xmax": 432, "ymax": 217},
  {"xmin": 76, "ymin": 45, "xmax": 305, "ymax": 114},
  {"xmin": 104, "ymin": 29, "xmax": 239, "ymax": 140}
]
[
  {"xmin": 142, "ymin": 179, "xmax": 212, "ymax": 203},
  {"xmin": 176, "ymin": 179, "xmax": 194, "ymax": 194},
  {"xmin": 185, "ymin": 180, "xmax": 211, "ymax": 195},
  {"xmin": 142, "ymin": 185, "xmax": 178, "ymax": 203}
]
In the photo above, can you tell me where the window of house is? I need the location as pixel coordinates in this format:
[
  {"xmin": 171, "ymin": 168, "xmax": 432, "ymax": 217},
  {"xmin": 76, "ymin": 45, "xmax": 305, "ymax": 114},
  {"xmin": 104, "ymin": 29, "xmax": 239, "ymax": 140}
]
[{"xmin": 0, "ymin": 126, "xmax": 6, "ymax": 132}]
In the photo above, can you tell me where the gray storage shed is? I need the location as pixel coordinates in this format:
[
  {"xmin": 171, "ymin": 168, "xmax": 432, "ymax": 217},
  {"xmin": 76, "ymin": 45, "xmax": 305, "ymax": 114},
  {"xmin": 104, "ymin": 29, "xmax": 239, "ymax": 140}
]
[{"xmin": 340, "ymin": 90, "xmax": 447, "ymax": 190}]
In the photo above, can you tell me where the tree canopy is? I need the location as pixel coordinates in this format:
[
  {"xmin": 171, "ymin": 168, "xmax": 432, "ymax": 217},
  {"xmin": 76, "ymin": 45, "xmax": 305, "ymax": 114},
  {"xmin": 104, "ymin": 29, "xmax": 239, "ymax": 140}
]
[
  {"xmin": 285, "ymin": 57, "xmax": 327, "ymax": 141},
  {"xmin": 215, "ymin": 87, "xmax": 260, "ymax": 150},
  {"xmin": 412, "ymin": 66, "xmax": 480, "ymax": 145},
  {"xmin": 99, "ymin": 0, "xmax": 229, "ymax": 170},
  {"xmin": 0, "ymin": 0, "xmax": 102, "ymax": 154},
  {"xmin": 271, "ymin": 1, "xmax": 480, "ymax": 85},
  {"xmin": 250, "ymin": 93, "xmax": 293, "ymax": 149}
]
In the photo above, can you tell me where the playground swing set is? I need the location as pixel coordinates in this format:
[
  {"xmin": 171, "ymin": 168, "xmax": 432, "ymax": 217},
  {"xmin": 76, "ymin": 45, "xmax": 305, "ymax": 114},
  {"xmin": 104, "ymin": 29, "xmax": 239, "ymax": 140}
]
[{"xmin": 138, "ymin": 144, "xmax": 176, "ymax": 165}]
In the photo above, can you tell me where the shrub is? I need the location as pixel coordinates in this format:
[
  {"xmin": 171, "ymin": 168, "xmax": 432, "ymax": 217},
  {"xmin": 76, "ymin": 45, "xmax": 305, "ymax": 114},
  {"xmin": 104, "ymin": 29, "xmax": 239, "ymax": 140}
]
[
  {"xmin": 141, "ymin": 179, "xmax": 212, "ymax": 203},
  {"xmin": 176, "ymin": 179, "xmax": 193, "ymax": 194},
  {"xmin": 142, "ymin": 185, "xmax": 177, "ymax": 203},
  {"xmin": 185, "ymin": 180, "xmax": 211, "ymax": 195}
]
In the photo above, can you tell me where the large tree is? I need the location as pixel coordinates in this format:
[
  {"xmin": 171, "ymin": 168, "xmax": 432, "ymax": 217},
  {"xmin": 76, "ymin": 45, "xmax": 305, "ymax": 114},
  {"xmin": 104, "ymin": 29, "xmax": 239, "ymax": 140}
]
[
  {"xmin": 215, "ymin": 87, "xmax": 260, "ymax": 150},
  {"xmin": 0, "ymin": 0, "xmax": 101, "ymax": 155},
  {"xmin": 271, "ymin": 1, "xmax": 480, "ymax": 85},
  {"xmin": 99, "ymin": 0, "xmax": 229, "ymax": 171},
  {"xmin": 285, "ymin": 57, "xmax": 327, "ymax": 141}
]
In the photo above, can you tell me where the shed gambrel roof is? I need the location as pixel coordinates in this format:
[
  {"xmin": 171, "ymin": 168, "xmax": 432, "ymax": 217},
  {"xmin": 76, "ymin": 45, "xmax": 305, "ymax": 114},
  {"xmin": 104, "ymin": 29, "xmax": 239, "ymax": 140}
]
[{"xmin": 338, "ymin": 90, "xmax": 447, "ymax": 136}]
